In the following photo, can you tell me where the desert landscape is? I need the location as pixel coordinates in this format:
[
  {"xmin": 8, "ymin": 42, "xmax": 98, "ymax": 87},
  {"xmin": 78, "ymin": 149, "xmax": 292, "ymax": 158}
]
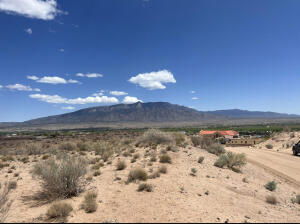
[{"xmin": 0, "ymin": 128, "xmax": 299, "ymax": 223}]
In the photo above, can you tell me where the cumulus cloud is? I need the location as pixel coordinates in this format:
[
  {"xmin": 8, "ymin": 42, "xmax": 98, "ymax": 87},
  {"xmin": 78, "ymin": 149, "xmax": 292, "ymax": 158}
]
[
  {"xmin": 76, "ymin": 73, "xmax": 103, "ymax": 78},
  {"xmin": 122, "ymin": 96, "xmax": 142, "ymax": 104},
  {"xmin": 110, "ymin": 91, "xmax": 128, "ymax": 96},
  {"xmin": 190, "ymin": 90, "xmax": 196, "ymax": 94},
  {"xmin": 62, "ymin": 106, "xmax": 75, "ymax": 110},
  {"xmin": 192, "ymin": 97, "xmax": 199, "ymax": 100},
  {"xmin": 6, "ymin": 84, "xmax": 40, "ymax": 92},
  {"xmin": 128, "ymin": 69, "xmax": 176, "ymax": 90},
  {"xmin": 29, "ymin": 94, "xmax": 119, "ymax": 105},
  {"xmin": 0, "ymin": 0, "xmax": 63, "ymax": 20},
  {"xmin": 28, "ymin": 76, "xmax": 79, "ymax": 84},
  {"xmin": 0, "ymin": 85, "xmax": 3, "ymax": 89},
  {"xmin": 25, "ymin": 28, "xmax": 32, "ymax": 34}
]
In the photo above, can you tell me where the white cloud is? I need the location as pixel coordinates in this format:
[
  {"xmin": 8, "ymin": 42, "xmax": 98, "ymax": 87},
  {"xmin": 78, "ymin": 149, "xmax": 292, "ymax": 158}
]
[
  {"xmin": 0, "ymin": 0, "xmax": 63, "ymax": 20},
  {"xmin": 190, "ymin": 90, "xmax": 196, "ymax": 94},
  {"xmin": 192, "ymin": 97, "xmax": 199, "ymax": 100},
  {"xmin": 59, "ymin": 48, "xmax": 64, "ymax": 52},
  {"xmin": 62, "ymin": 106, "xmax": 75, "ymax": 110},
  {"xmin": 122, "ymin": 96, "xmax": 142, "ymax": 104},
  {"xmin": 6, "ymin": 83, "xmax": 40, "ymax": 92},
  {"xmin": 0, "ymin": 85, "xmax": 3, "ymax": 89},
  {"xmin": 27, "ymin": 75, "xmax": 39, "ymax": 80},
  {"xmin": 129, "ymin": 69, "xmax": 176, "ymax": 90},
  {"xmin": 30, "ymin": 76, "xmax": 79, "ymax": 84},
  {"xmin": 110, "ymin": 91, "xmax": 128, "ymax": 96},
  {"xmin": 30, "ymin": 94, "xmax": 119, "ymax": 105},
  {"xmin": 92, "ymin": 92, "xmax": 104, "ymax": 97},
  {"xmin": 76, "ymin": 73, "xmax": 103, "ymax": 78},
  {"xmin": 25, "ymin": 28, "xmax": 32, "ymax": 34}
]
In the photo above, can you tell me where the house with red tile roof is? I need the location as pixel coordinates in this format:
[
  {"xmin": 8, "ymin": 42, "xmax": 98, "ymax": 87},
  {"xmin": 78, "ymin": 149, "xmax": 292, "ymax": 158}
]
[{"xmin": 200, "ymin": 130, "xmax": 239, "ymax": 139}]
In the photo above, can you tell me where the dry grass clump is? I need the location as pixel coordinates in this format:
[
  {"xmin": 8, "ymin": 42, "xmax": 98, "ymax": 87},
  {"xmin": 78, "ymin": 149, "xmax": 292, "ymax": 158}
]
[
  {"xmin": 81, "ymin": 191, "xmax": 98, "ymax": 213},
  {"xmin": 191, "ymin": 136, "xmax": 213, "ymax": 148},
  {"xmin": 77, "ymin": 142, "xmax": 89, "ymax": 152},
  {"xmin": 46, "ymin": 202, "xmax": 73, "ymax": 220},
  {"xmin": 1, "ymin": 155, "xmax": 14, "ymax": 162},
  {"xmin": 266, "ymin": 195, "xmax": 278, "ymax": 205},
  {"xmin": 32, "ymin": 154, "xmax": 88, "ymax": 198},
  {"xmin": 149, "ymin": 171, "xmax": 160, "ymax": 179},
  {"xmin": 94, "ymin": 142, "xmax": 114, "ymax": 162},
  {"xmin": 0, "ymin": 182, "xmax": 13, "ymax": 222},
  {"xmin": 127, "ymin": 168, "xmax": 148, "ymax": 183},
  {"xmin": 150, "ymin": 153, "xmax": 157, "ymax": 162},
  {"xmin": 89, "ymin": 157, "xmax": 101, "ymax": 165},
  {"xmin": 166, "ymin": 145, "xmax": 178, "ymax": 152},
  {"xmin": 214, "ymin": 152, "xmax": 247, "ymax": 172},
  {"xmin": 136, "ymin": 129, "xmax": 174, "ymax": 146},
  {"xmin": 172, "ymin": 132, "xmax": 186, "ymax": 146},
  {"xmin": 159, "ymin": 165, "xmax": 167, "ymax": 174},
  {"xmin": 206, "ymin": 144, "xmax": 225, "ymax": 155},
  {"xmin": 116, "ymin": 160, "xmax": 127, "ymax": 171},
  {"xmin": 137, "ymin": 183, "xmax": 153, "ymax": 192},
  {"xmin": 265, "ymin": 181, "xmax": 277, "ymax": 192},
  {"xmin": 59, "ymin": 143, "xmax": 76, "ymax": 151},
  {"xmin": 159, "ymin": 154, "xmax": 172, "ymax": 164}
]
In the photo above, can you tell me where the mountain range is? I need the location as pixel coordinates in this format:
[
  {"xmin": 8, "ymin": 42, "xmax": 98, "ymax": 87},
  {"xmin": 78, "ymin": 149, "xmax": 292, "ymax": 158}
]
[{"xmin": 1, "ymin": 102, "xmax": 299, "ymax": 129}]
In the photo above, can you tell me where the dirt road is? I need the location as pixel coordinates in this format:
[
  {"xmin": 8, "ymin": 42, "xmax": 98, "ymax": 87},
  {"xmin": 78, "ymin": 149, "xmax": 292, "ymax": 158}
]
[{"xmin": 228, "ymin": 146, "xmax": 300, "ymax": 187}]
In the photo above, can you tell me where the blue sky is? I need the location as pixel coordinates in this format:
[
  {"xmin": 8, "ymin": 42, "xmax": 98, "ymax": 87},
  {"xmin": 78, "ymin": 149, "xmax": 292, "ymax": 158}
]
[{"xmin": 0, "ymin": 0, "xmax": 300, "ymax": 122}]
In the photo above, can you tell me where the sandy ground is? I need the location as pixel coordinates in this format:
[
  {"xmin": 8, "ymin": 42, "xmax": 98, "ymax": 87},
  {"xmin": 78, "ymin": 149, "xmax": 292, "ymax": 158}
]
[{"xmin": 2, "ymin": 133, "xmax": 300, "ymax": 223}]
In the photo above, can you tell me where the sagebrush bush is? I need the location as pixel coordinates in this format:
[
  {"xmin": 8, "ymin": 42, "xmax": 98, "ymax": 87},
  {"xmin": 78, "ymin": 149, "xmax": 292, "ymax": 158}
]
[
  {"xmin": 77, "ymin": 142, "xmax": 89, "ymax": 152},
  {"xmin": 159, "ymin": 165, "xmax": 167, "ymax": 174},
  {"xmin": 266, "ymin": 195, "xmax": 278, "ymax": 205},
  {"xmin": 159, "ymin": 154, "xmax": 172, "ymax": 164},
  {"xmin": 172, "ymin": 132, "xmax": 185, "ymax": 146},
  {"xmin": 33, "ymin": 154, "xmax": 88, "ymax": 198},
  {"xmin": 149, "ymin": 171, "xmax": 160, "ymax": 179},
  {"xmin": 191, "ymin": 136, "xmax": 213, "ymax": 148},
  {"xmin": 214, "ymin": 152, "xmax": 247, "ymax": 172},
  {"xmin": 198, "ymin": 156, "xmax": 205, "ymax": 164},
  {"xmin": 81, "ymin": 191, "xmax": 98, "ymax": 213},
  {"xmin": 116, "ymin": 160, "xmax": 127, "ymax": 171},
  {"xmin": 127, "ymin": 168, "xmax": 148, "ymax": 183},
  {"xmin": 265, "ymin": 181, "xmax": 277, "ymax": 192},
  {"xmin": 59, "ymin": 143, "xmax": 76, "ymax": 151},
  {"xmin": 137, "ymin": 129, "xmax": 174, "ymax": 146},
  {"xmin": 46, "ymin": 202, "xmax": 73, "ymax": 219},
  {"xmin": 206, "ymin": 144, "xmax": 225, "ymax": 155},
  {"xmin": 94, "ymin": 142, "xmax": 114, "ymax": 162},
  {"xmin": 265, "ymin": 144, "xmax": 273, "ymax": 149},
  {"xmin": 137, "ymin": 183, "xmax": 153, "ymax": 192},
  {"xmin": 7, "ymin": 181, "xmax": 17, "ymax": 190}
]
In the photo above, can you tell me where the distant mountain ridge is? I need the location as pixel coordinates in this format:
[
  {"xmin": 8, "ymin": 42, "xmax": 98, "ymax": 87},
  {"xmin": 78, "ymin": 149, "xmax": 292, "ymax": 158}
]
[
  {"xmin": 207, "ymin": 109, "xmax": 300, "ymax": 119},
  {"xmin": 1, "ymin": 102, "xmax": 299, "ymax": 128}
]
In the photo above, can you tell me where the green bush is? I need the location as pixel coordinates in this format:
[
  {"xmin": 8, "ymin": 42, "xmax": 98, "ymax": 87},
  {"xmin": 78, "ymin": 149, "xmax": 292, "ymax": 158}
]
[
  {"xmin": 265, "ymin": 144, "xmax": 273, "ymax": 149},
  {"xmin": 198, "ymin": 156, "xmax": 205, "ymax": 164},
  {"xmin": 127, "ymin": 168, "xmax": 148, "ymax": 183},
  {"xmin": 33, "ymin": 154, "xmax": 88, "ymax": 198},
  {"xmin": 291, "ymin": 194, "xmax": 300, "ymax": 204},
  {"xmin": 46, "ymin": 202, "xmax": 73, "ymax": 219},
  {"xmin": 207, "ymin": 144, "xmax": 225, "ymax": 155},
  {"xmin": 265, "ymin": 181, "xmax": 277, "ymax": 192},
  {"xmin": 214, "ymin": 152, "xmax": 247, "ymax": 172}
]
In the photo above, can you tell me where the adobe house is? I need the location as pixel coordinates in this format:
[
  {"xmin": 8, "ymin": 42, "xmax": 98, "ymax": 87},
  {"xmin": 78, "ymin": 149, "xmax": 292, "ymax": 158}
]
[{"xmin": 199, "ymin": 130, "xmax": 239, "ymax": 139}]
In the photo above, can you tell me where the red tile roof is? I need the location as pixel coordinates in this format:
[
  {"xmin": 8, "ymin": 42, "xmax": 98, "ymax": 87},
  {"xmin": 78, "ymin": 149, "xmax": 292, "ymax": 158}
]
[{"xmin": 200, "ymin": 130, "xmax": 239, "ymax": 136}]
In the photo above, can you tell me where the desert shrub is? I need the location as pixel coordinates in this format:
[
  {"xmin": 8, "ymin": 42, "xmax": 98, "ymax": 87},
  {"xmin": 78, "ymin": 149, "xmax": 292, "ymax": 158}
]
[
  {"xmin": 0, "ymin": 163, "xmax": 9, "ymax": 170},
  {"xmin": 0, "ymin": 182, "xmax": 12, "ymax": 222},
  {"xmin": 172, "ymin": 132, "xmax": 185, "ymax": 146},
  {"xmin": 133, "ymin": 153, "xmax": 140, "ymax": 160},
  {"xmin": 20, "ymin": 156, "xmax": 29, "ymax": 164},
  {"xmin": 89, "ymin": 157, "xmax": 101, "ymax": 164},
  {"xmin": 33, "ymin": 154, "xmax": 88, "ymax": 198},
  {"xmin": 59, "ymin": 143, "xmax": 76, "ymax": 151},
  {"xmin": 1, "ymin": 155, "xmax": 14, "ymax": 162},
  {"xmin": 42, "ymin": 155, "xmax": 50, "ymax": 160},
  {"xmin": 198, "ymin": 156, "xmax": 205, "ymax": 164},
  {"xmin": 265, "ymin": 144, "xmax": 273, "ymax": 149},
  {"xmin": 46, "ymin": 202, "xmax": 73, "ymax": 219},
  {"xmin": 290, "ymin": 132, "xmax": 295, "ymax": 138},
  {"xmin": 149, "ymin": 171, "xmax": 160, "ymax": 179},
  {"xmin": 214, "ymin": 152, "xmax": 247, "ymax": 172},
  {"xmin": 137, "ymin": 183, "xmax": 153, "ymax": 192},
  {"xmin": 137, "ymin": 129, "xmax": 174, "ymax": 146},
  {"xmin": 81, "ymin": 191, "xmax": 97, "ymax": 213},
  {"xmin": 116, "ymin": 160, "xmax": 127, "ymax": 171},
  {"xmin": 159, "ymin": 154, "xmax": 172, "ymax": 164},
  {"xmin": 265, "ymin": 181, "xmax": 277, "ymax": 192},
  {"xmin": 191, "ymin": 136, "xmax": 213, "ymax": 148},
  {"xmin": 150, "ymin": 154, "xmax": 157, "ymax": 162},
  {"xmin": 291, "ymin": 195, "xmax": 300, "ymax": 204},
  {"xmin": 166, "ymin": 145, "xmax": 178, "ymax": 152},
  {"xmin": 159, "ymin": 165, "xmax": 167, "ymax": 174},
  {"xmin": 127, "ymin": 168, "xmax": 148, "ymax": 183},
  {"xmin": 7, "ymin": 181, "xmax": 17, "ymax": 190},
  {"xmin": 94, "ymin": 142, "xmax": 114, "ymax": 162},
  {"xmin": 77, "ymin": 142, "xmax": 89, "ymax": 152},
  {"xmin": 93, "ymin": 171, "xmax": 101, "ymax": 176},
  {"xmin": 190, "ymin": 168, "xmax": 197, "ymax": 176},
  {"xmin": 206, "ymin": 144, "xmax": 225, "ymax": 155},
  {"xmin": 266, "ymin": 195, "xmax": 278, "ymax": 205},
  {"xmin": 91, "ymin": 163, "xmax": 101, "ymax": 170}
]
